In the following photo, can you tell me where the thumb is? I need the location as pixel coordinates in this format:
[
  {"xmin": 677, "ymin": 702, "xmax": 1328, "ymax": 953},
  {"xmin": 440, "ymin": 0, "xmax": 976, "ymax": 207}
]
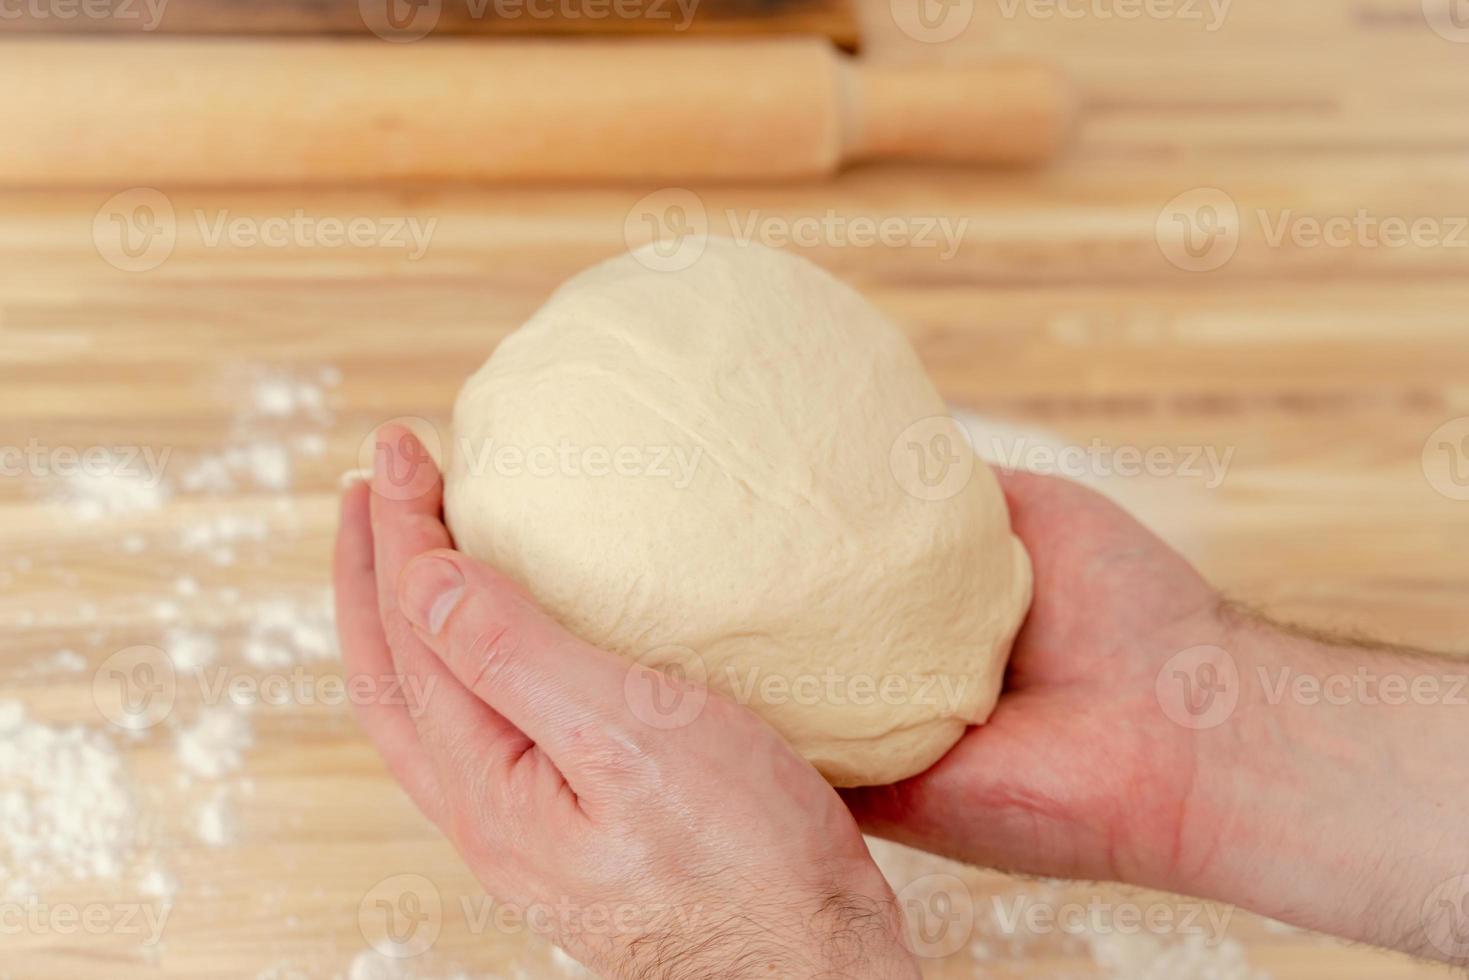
[{"xmin": 396, "ymin": 550, "xmax": 638, "ymax": 765}]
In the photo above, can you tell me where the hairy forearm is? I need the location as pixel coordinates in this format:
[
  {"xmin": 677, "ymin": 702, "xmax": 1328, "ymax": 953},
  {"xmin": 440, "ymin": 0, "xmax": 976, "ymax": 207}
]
[{"xmin": 1173, "ymin": 601, "xmax": 1469, "ymax": 963}]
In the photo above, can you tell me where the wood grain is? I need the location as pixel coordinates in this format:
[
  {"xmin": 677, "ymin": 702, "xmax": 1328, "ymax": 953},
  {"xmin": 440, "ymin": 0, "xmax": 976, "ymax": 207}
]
[{"xmin": 0, "ymin": 0, "xmax": 1466, "ymax": 976}]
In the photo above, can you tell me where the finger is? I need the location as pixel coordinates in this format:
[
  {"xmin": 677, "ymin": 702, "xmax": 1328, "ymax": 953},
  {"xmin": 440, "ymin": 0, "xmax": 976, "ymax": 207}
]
[
  {"xmin": 333, "ymin": 478, "xmax": 444, "ymax": 821},
  {"xmin": 397, "ymin": 549, "xmax": 639, "ymax": 773},
  {"xmin": 366, "ymin": 425, "xmax": 536, "ymax": 780},
  {"xmin": 992, "ymin": 466, "xmax": 1146, "ymax": 560},
  {"xmin": 367, "ymin": 423, "xmax": 452, "ymax": 632},
  {"xmin": 991, "ymin": 466, "xmax": 1067, "ymax": 525},
  {"xmin": 839, "ymin": 700, "xmax": 1099, "ymax": 882}
]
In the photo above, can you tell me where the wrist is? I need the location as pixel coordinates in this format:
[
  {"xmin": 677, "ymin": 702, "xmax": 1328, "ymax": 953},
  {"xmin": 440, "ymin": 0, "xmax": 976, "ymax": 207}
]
[
  {"xmin": 784, "ymin": 877, "xmax": 922, "ymax": 980},
  {"xmin": 601, "ymin": 880, "xmax": 920, "ymax": 980}
]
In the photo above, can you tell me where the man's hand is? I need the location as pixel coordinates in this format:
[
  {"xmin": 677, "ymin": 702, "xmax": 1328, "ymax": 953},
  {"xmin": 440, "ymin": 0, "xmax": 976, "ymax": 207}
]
[
  {"xmin": 843, "ymin": 469, "xmax": 1222, "ymax": 891},
  {"xmin": 334, "ymin": 425, "xmax": 921, "ymax": 980},
  {"xmin": 846, "ymin": 469, "xmax": 1469, "ymax": 967}
]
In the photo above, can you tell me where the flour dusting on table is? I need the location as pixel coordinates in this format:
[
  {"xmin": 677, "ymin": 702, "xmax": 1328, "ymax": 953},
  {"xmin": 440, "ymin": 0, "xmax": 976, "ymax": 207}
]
[{"xmin": 0, "ymin": 699, "xmax": 139, "ymax": 900}]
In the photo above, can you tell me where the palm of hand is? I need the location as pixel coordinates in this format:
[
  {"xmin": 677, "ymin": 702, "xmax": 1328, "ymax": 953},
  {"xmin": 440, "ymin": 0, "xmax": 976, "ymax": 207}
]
[{"xmin": 846, "ymin": 470, "xmax": 1221, "ymax": 891}]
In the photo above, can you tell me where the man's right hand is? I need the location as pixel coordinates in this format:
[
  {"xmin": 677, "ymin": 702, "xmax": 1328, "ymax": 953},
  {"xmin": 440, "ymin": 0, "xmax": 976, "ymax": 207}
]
[{"xmin": 846, "ymin": 470, "xmax": 1469, "ymax": 967}]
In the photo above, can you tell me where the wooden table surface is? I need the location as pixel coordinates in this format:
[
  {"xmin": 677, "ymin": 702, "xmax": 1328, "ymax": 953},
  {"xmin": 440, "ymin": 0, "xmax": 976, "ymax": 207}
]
[{"xmin": 1, "ymin": 0, "xmax": 1466, "ymax": 976}]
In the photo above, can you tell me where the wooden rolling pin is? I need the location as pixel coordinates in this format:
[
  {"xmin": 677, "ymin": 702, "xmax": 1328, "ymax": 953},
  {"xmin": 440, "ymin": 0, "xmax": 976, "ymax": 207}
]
[
  {"xmin": 0, "ymin": 0, "xmax": 864, "ymax": 48},
  {"xmin": 1, "ymin": 38, "xmax": 1074, "ymax": 185}
]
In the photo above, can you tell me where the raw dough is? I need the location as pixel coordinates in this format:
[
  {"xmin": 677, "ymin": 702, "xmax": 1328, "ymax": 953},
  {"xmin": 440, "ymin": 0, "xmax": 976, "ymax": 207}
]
[{"xmin": 445, "ymin": 240, "xmax": 1031, "ymax": 786}]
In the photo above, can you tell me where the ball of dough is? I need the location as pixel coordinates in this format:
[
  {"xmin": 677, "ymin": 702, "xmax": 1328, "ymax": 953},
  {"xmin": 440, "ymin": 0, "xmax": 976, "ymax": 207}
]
[{"xmin": 445, "ymin": 240, "xmax": 1031, "ymax": 787}]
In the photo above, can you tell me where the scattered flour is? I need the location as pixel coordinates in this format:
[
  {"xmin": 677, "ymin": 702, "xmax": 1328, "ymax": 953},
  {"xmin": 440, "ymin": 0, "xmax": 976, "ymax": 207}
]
[
  {"xmin": 56, "ymin": 458, "xmax": 169, "ymax": 521},
  {"xmin": 866, "ymin": 837, "xmax": 1271, "ymax": 980},
  {"xmin": 181, "ymin": 444, "xmax": 295, "ymax": 494},
  {"xmin": 252, "ymin": 377, "xmax": 314, "ymax": 420},
  {"xmin": 0, "ymin": 700, "xmax": 138, "ymax": 900},
  {"xmin": 13, "ymin": 648, "xmax": 87, "ymax": 679},
  {"xmin": 247, "ymin": 442, "xmax": 294, "ymax": 491},
  {"xmin": 249, "ymin": 371, "xmax": 333, "ymax": 424},
  {"xmin": 343, "ymin": 949, "xmax": 512, "ymax": 980},
  {"xmin": 175, "ymin": 707, "xmax": 253, "ymax": 780},
  {"xmin": 1260, "ymin": 917, "xmax": 1302, "ymax": 936},
  {"xmin": 164, "ymin": 626, "xmax": 220, "ymax": 672},
  {"xmin": 547, "ymin": 947, "xmax": 593, "ymax": 977},
  {"xmin": 8, "ymin": 362, "xmax": 347, "ymax": 953},
  {"xmin": 179, "ymin": 513, "xmax": 270, "ymax": 556},
  {"xmin": 1088, "ymin": 931, "xmax": 1270, "ymax": 980},
  {"xmin": 194, "ymin": 788, "xmax": 235, "ymax": 848},
  {"xmin": 50, "ymin": 649, "xmax": 86, "ymax": 671},
  {"xmin": 243, "ymin": 593, "xmax": 338, "ymax": 668},
  {"xmin": 178, "ymin": 366, "xmax": 338, "ymax": 495},
  {"xmin": 138, "ymin": 863, "xmax": 178, "ymax": 900},
  {"xmin": 295, "ymin": 433, "xmax": 327, "ymax": 457},
  {"xmin": 348, "ymin": 951, "xmax": 409, "ymax": 980}
]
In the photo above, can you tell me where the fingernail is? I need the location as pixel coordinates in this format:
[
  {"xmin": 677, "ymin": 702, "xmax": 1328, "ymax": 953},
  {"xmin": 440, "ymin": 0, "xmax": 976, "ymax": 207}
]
[{"xmin": 400, "ymin": 556, "xmax": 465, "ymax": 635}]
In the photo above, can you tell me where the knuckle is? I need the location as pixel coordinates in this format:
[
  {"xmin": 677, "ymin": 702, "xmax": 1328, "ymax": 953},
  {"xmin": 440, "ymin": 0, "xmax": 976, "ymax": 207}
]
[
  {"xmin": 402, "ymin": 512, "xmax": 445, "ymax": 534},
  {"xmin": 460, "ymin": 616, "xmax": 522, "ymax": 692},
  {"xmin": 573, "ymin": 728, "xmax": 662, "ymax": 792},
  {"xmin": 578, "ymin": 743, "xmax": 640, "ymax": 782},
  {"xmin": 384, "ymin": 614, "xmax": 420, "ymax": 652}
]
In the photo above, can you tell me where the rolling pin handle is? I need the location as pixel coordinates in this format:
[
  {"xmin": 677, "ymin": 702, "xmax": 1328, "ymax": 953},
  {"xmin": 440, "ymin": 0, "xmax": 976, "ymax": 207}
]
[{"xmin": 841, "ymin": 59, "xmax": 1078, "ymax": 167}]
